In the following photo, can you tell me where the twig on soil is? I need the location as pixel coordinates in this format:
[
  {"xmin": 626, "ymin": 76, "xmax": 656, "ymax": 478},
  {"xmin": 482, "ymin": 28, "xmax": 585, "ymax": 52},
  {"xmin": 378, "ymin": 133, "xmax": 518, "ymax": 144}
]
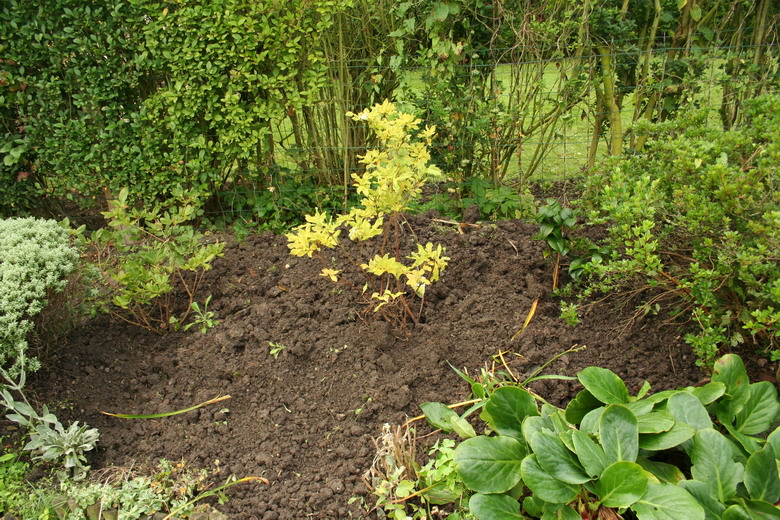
[
  {"xmin": 431, "ymin": 218, "xmax": 481, "ymax": 234},
  {"xmin": 100, "ymin": 395, "xmax": 232, "ymax": 419},
  {"xmin": 511, "ymin": 298, "xmax": 539, "ymax": 341},
  {"xmin": 496, "ymin": 349, "xmax": 518, "ymax": 381}
]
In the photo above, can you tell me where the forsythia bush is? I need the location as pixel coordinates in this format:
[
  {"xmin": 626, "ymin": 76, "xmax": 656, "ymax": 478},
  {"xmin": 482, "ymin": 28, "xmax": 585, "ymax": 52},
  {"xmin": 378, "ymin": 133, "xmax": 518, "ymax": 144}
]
[
  {"xmin": 0, "ymin": 218, "xmax": 78, "ymax": 374},
  {"xmin": 287, "ymin": 101, "xmax": 449, "ymax": 326}
]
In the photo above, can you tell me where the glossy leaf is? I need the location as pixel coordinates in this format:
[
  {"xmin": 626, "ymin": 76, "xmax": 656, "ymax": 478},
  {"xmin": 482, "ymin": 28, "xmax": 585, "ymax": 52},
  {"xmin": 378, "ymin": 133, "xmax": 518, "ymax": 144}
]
[
  {"xmin": 636, "ymin": 457, "xmax": 685, "ymax": 484},
  {"xmin": 451, "ymin": 415, "xmax": 477, "ymax": 439},
  {"xmin": 521, "ymin": 454, "xmax": 580, "ymax": 504},
  {"xmin": 711, "ymin": 354, "xmax": 751, "ymax": 418},
  {"xmin": 679, "ymin": 480, "xmax": 727, "ymax": 520},
  {"xmin": 600, "ymin": 405, "xmax": 639, "ymax": 463},
  {"xmin": 453, "ymin": 436, "xmax": 526, "ymax": 494},
  {"xmin": 667, "ymin": 391, "xmax": 713, "ymax": 431},
  {"xmin": 766, "ymin": 427, "xmax": 780, "ymax": 458},
  {"xmin": 691, "ymin": 429, "xmax": 744, "ymax": 503},
  {"xmin": 632, "ymin": 482, "xmax": 705, "ymax": 520},
  {"xmin": 687, "ymin": 382, "xmax": 726, "ymax": 405},
  {"xmin": 595, "ymin": 461, "xmax": 649, "ymax": 508},
  {"xmin": 580, "ymin": 406, "xmax": 605, "ymax": 434},
  {"xmin": 744, "ymin": 445, "xmax": 780, "ymax": 503},
  {"xmin": 469, "ymin": 493, "xmax": 524, "ymax": 520},
  {"xmin": 565, "ymin": 389, "xmax": 602, "ymax": 425},
  {"xmin": 485, "ymin": 386, "xmax": 539, "ymax": 441},
  {"xmin": 578, "ymin": 367, "xmax": 630, "ymax": 405},
  {"xmin": 572, "ymin": 430, "xmax": 609, "ymax": 478},
  {"xmin": 420, "ymin": 401, "xmax": 458, "ymax": 432},
  {"xmin": 530, "ymin": 430, "xmax": 591, "ymax": 484},
  {"xmin": 541, "ymin": 504, "xmax": 580, "ymax": 520},
  {"xmin": 637, "ymin": 411, "xmax": 675, "ymax": 434},
  {"xmin": 735, "ymin": 382, "xmax": 780, "ymax": 435},
  {"xmin": 740, "ymin": 499, "xmax": 780, "ymax": 519},
  {"xmin": 639, "ymin": 421, "xmax": 696, "ymax": 451}
]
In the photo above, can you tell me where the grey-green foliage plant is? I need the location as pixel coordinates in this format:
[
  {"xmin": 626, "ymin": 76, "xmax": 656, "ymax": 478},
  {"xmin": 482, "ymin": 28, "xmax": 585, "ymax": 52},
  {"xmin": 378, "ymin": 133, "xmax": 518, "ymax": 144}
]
[
  {"xmin": 1, "ymin": 355, "xmax": 98, "ymax": 481},
  {"xmin": 0, "ymin": 217, "xmax": 79, "ymax": 375},
  {"xmin": 394, "ymin": 353, "xmax": 780, "ymax": 520}
]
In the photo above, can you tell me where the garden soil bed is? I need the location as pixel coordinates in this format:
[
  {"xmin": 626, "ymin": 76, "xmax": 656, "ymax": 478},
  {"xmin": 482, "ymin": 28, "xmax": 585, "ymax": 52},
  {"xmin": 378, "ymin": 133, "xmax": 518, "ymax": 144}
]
[{"xmin": 28, "ymin": 214, "xmax": 737, "ymax": 519}]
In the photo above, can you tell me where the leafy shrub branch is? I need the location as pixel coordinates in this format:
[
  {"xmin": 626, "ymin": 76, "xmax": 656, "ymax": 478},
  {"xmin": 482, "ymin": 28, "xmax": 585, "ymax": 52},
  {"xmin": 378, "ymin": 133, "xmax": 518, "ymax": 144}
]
[
  {"xmin": 287, "ymin": 101, "xmax": 449, "ymax": 327},
  {"xmin": 578, "ymin": 94, "xmax": 780, "ymax": 365},
  {"xmin": 87, "ymin": 188, "xmax": 224, "ymax": 333}
]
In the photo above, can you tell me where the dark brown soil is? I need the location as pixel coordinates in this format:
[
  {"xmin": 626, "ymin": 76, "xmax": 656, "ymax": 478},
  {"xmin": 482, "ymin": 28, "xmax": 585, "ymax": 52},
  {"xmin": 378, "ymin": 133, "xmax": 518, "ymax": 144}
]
[{"xmin": 32, "ymin": 215, "xmax": 709, "ymax": 519}]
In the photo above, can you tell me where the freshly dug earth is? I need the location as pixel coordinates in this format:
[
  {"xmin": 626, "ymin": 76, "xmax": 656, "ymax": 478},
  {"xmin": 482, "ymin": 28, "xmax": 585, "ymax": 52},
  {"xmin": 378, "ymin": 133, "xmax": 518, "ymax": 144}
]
[{"xmin": 34, "ymin": 215, "xmax": 711, "ymax": 519}]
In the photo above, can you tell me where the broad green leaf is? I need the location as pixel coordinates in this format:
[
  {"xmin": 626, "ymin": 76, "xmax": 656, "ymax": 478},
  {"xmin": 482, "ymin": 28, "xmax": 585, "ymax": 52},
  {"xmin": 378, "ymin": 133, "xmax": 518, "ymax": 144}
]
[
  {"xmin": 600, "ymin": 405, "xmax": 639, "ymax": 463},
  {"xmin": 667, "ymin": 392, "xmax": 712, "ymax": 431},
  {"xmin": 559, "ymin": 429, "xmax": 575, "ymax": 453},
  {"xmin": 454, "ymin": 436, "xmax": 526, "ymax": 494},
  {"xmin": 626, "ymin": 399, "xmax": 655, "ymax": 416},
  {"xmin": 637, "ymin": 411, "xmax": 675, "ymax": 434},
  {"xmin": 723, "ymin": 419, "xmax": 763, "ymax": 455},
  {"xmin": 523, "ymin": 415, "xmax": 557, "ymax": 445},
  {"xmin": 711, "ymin": 354, "xmax": 751, "ymax": 418},
  {"xmin": 469, "ymin": 493, "xmax": 523, "ymax": 520},
  {"xmin": 645, "ymin": 389, "xmax": 677, "ymax": 405},
  {"xmin": 687, "ymin": 382, "xmax": 726, "ymax": 405},
  {"xmin": 485, "ymin": 387, "xmax": 539, "ymax": 441},
  {"xmin": 639, "ymin": 421, "xmax": 696, "ymax": 451},
  {"xmin": 541, "ymin": 504, "xmax": 580, "ymax": 520},
  {"xmin": 636, "ymin": 457, "xmax": 685, "ymax": 484},
  {"xmin": 679, "ymin": 480, "xmax": 727, "ymax": 520},
  {"xmin": 595, "ymin": 461, "xmax": 649, "ymax": 508},
  {"xmin": 420, "ymin": 402, "xmax": 458, "ymax": 432},
  {"xmin": 744, "ymin": 445, "xmax": 780, "ymax": 503},
  {"xmin": 740, "ymin": 499, "xmax": 780, "ymax": 519},
  {"xmin": 565, "ymin": 389, "xmax": 602, "ymax": 425},
  {"xmin": 636, "ymin": 381, "xmax": 652, "ymax": 399},
  {"xmin": 722, "ymin": 505, "xmax": 752, "ymax": 520},
  {"xmin": 522, "ymin": 495, "xmax": 545, "ymax": 517},
  {"xmin": 521, "ymin": 455, "xmax": 579, "ymax": 504},
  {"xmin": 578, "ymin": 367, "xmax": 630, "ymax": 404},
  {"xmin": 766, "ymin": 427, "xmax": 780, "ymax": 459},
  {"xmin": 691, "ymin": 429, "xmax": 744, "ymax": 503},
  {"xmin": 580, "ymin": 406, "xmax": 605, "ymax": 434},
  {"xmin": 572, "ymin": 430, "xmax": 609, "ymax": 477},
  {"xmin": 451, "ymin": 415, "xmax": 477, "ymax": 439},
  {"xmin": 736, "ymin": 382, "xmax": 780, "ymax": 435},
  {"xmin": 530, "ymin": 430, "xmax": 591, "ymax": 484},
  {"xmin": 632, "ymin": 482, "xmax": 705, "ymax": 520}
]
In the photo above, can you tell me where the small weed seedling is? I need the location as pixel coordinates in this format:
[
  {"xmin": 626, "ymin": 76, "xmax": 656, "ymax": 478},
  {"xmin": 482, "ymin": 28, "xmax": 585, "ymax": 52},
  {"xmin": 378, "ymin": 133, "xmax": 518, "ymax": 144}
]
[
  {"xmin": 268, "ymin": 342, "xmax": 286, "ymax": 359},
  {"xmin": 560, "ymin": 301, "xmax": 581, "ymax": 327},
  {"xmin": 182, "ymin": 295, "xmax": 219, "ymax": 334}
]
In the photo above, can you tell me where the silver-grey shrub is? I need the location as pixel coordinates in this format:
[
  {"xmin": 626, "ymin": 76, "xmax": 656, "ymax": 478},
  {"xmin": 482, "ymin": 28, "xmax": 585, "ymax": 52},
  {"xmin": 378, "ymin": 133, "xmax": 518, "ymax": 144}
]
[{"xmin": 0, "ymin": 217, "xmax": 78, "ymax": 374}]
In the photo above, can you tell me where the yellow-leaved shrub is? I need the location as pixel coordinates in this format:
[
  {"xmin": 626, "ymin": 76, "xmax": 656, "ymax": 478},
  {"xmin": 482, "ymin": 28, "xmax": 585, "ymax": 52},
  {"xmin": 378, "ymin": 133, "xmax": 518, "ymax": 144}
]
[{"xmin": 286, "ymin": 101, "xmax": 449, "ymax": 326}]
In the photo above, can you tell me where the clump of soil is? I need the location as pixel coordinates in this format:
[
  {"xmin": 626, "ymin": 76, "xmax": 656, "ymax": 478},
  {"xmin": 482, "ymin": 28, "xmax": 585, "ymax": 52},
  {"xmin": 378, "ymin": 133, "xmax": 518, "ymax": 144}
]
[{"xmin": 32, "ymin": 215, "xmax": 708, "ymax": 519}]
